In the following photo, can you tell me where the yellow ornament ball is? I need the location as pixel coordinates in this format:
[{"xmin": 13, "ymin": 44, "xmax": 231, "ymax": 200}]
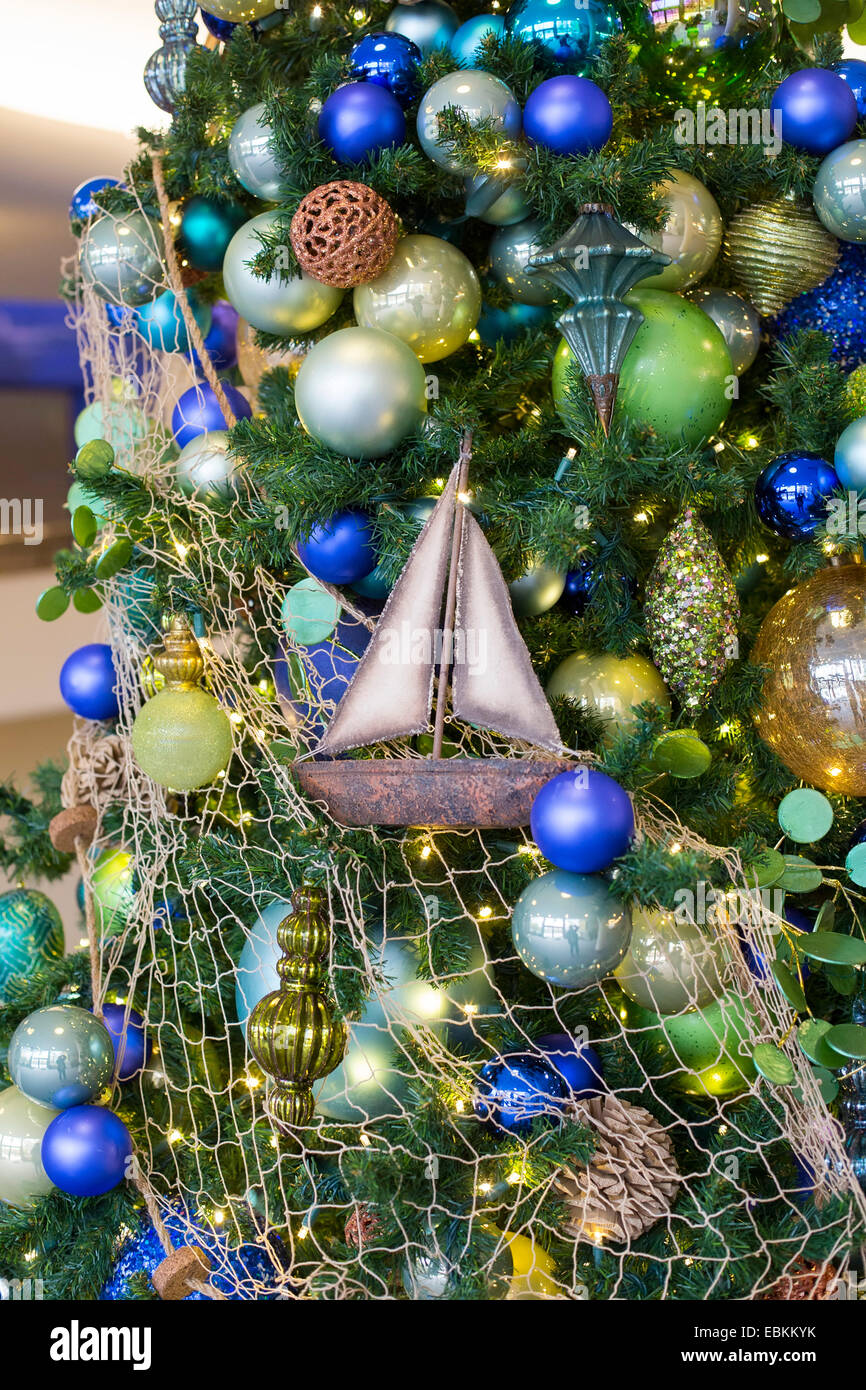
[
  {"xmin": 199, "ymin": 0, "xmax": 274, "ymax": 18},
  {"xmin": 546, "ymin": 650, "xmax": 671, "ymax": 739},
  {"xmin": 131, "ymin": 687, "xmax": 233, "ymax": 791},
  {"xmin": 353, "ymin": 235, "xmax": 481, "ymax": 363}
]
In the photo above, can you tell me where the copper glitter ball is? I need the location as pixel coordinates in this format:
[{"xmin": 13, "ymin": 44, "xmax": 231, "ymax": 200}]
[
  {"xmin": 344, "ymin": 1205, "xmax": 382, "ymax": 1249},
  {"xmin": 290, "ymin": 181, "xmax": 399, "ymax": 289}
]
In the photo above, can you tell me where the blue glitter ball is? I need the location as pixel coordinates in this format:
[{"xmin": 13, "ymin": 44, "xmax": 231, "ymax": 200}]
[
  {"xmin": 101, "ymin": 1203, "xmax": 286, "ymax": 1300},
  {"xmin": 772, "ymin": 242, "xmax": 866, "ymax": 374}
]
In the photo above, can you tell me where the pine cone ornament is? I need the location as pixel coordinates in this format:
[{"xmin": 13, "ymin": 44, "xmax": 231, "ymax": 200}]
[
  {"xmin": 554, "ymin": 1094, "xmax": 680, "ymax": 1245},
  {"xmin": 344, "ymin": 1205, "xmax": 381, "ymax": 1249},
  {"xmin": 644, "ymin": 507, "xmax": 739, "ymax": 710},
  {"xmin": 62, "ymin": 723, "xmax": 131, "ymax": 809},
  {"xmin": 722, "ymin": 196, "xmax": 839, "ymax": 318}
]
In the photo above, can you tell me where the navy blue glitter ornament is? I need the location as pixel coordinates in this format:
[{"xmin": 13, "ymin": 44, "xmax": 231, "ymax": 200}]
[
  {"xmin": 772, "ymin": 242, "xmax": 866, "ymax": 374},
  {"xmin": 349, "ymin": 32, "xmax": 422, "ymax": 108},
  {"xmin": 754, "ymin": 451, "xmax": 840, "ymax": 539},
  {"xmin": 473, "ymin": 1052, "xmax": 568, "ymax": 1134}
]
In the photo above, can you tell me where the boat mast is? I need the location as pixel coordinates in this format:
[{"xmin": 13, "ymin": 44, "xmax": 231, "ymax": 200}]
[{"xmin": 431, "ymin": 430, "xmax": 472, "ymax": 760}]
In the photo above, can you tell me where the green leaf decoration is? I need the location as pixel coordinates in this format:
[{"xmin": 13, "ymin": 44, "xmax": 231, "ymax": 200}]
[
  {"xmin": 35, "ymin": 586, "xmax": 69, "ymax": 622},
  {"xmin": 824, "ymin": 1023, "xmax": 866, "ymax": 1060},
  {"xmin": 800, "ymin": 932, "xmax": 866, "ymax": 966},
  {"xmin": 779, "ymin": 855, "xmax": 823, "ymax": 894},
  {"xmin": 783, "ymin": 0, "xmax": 822, "ymax": 17},
  {"xmin": 753, "ymin": 1042, "xmax": 795, "ymax": 1086},
  {"xmin": 745, "ymin": 848, "xmax": 785, "ymax": 889},
  {"xmin": 811, "ymin": 1066, "xmax": 839, "ymax": 1104},
  {"xmin": 73, "ymin": 588, "xmax": 103, "ymax": 614},
  {"xmin": 825, "ymin": 963, "xmax": 858, "ymax": 996},
  {"xmin": 650, "ymin": 730, "xmax": 712, "ymax": 778},
  {"xmin": 72, "ymin": 506, "xmax": 97, "ymax": 549},
  {"xmin": 798, "ymin": 1017, "xmax": 833, "ymax": 1065},
  {"xmin": 771, "ymin": 959, "xmax": 807, "ymax": 1012},
  {"xmin": 75, "ymin": 437, "xmax": 114, "ymax": 480},
  {"xmin": 814, "ymin": 900, "xmax": 835, "ymax": 933},
  {"xmin": 94, "ymin": 537, "xmax": 133, "ymax": 581}
]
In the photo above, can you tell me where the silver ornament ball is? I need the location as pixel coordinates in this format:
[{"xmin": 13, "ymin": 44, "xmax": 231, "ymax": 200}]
[
  {"xmin": 813, "ymin": 139, "xmax": 866, "ymax": 243},
  {"xmin": 385, "ymin": 1, "xmax": 460, "ymax": 55},
  {"xmin": 0, "ymin": 1085, "xmax": 58, "ymax": 1207},
  {"xmin": 417, "ymin": 69, "xmax": 522, "ymax": 174},
  {"xmin": 489, "ymin": 218, "xmax": 557, "ymax": 305},
  {"xmin": 228, "ymin": 103, "xmax": 290, "ymax": 202},
  {"xmin": 223, "ymin": 211, "xmax": 343, "ymax": 335},
  {"xmin": 80, "ymin": 211, "xmax": 163, "ymax": 307},
  {"xmin": 294, "ymin": 326, "xmax": 428, "ymax": 458},
  {"xmin": 511, "ymin": 868, "xmax": 632, "ymax": 990},
  {"xmin": 175, "ymin": 430, "xmax": 241, "ymax": 500},
  {"xmin": 8, "ymin": 1005, "xmax": 115, "ymax": 1110},
  {"xmin": 689, "ymin": 286, "xmax": 761, "ymax": 375}
]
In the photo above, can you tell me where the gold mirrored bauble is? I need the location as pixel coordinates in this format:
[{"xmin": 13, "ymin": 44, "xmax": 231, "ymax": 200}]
[{"xmin": 752, "ymin": 563, "xmax": 866, "ymax": 794}]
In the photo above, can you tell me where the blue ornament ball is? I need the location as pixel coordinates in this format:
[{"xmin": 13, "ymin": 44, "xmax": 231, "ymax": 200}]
[
  {"xmin": 530, "ymin": 767, "xmax": 634, "ymax": 873},
  {"xmin": 318, "ymin": 82, "xmax": 406, "ymax": 165},
  {"xmin": 850, "ymin": 818, "xmax": 866, "ymax": 850},
  {"xmin": 833, "ymin": 58, "xmax": 866, "ymax": 118},
  {"xmin": 835, "ymin": 415, "xmax": 866, "ymax": 490},
  {"xmin": 275, "ymin": 611, "xmax": 372, "ymax": 740},
  {"xmin": 171, "ymin": 381, "xmax": 251, "ymax": 449},
  {"xmin": 473, "ymin": 1052, "xmax": 568, "ymax": 1134},
  {"xmin": 100, "ymin": 1002, "xmax": 152, "ymax": 1081},
  {"xmin": 476, "ymin": 299, "xmax": 551, "ymax": 344},
  {"xmin": 772, "ymin": 242, "xmax": 866, "ymax": 374},
  {"xmin": 385, "ymin": 1, "xmax": 459, "ymax": 56},
  {"xmin": 349, "ymin": 32, "xmax": 422, "ymax": 108},
  {"xmin": 200, "ymin": 10, "xmax": 238, "ymax": 41},
  {"xmin": 60, "ymin": 643, "xmax": 119, "ymax": 721},
  {"xmin": 449, "ymin": 13, "xmax": 505, "ymax": 64},
  {"xmin": 134, "ymin": 288, "xmax": 212, "ymax": 355},
  {"xmin": 179, "ymin": 195, "xmax": 247, "ymax": 272},
  {"xmin": 536, "ymin": 1032, "xmax": 604, "ymax": 1095},
  {"xmin": 0, "ymin": 889, "xmax": 64, "ymax": 1002},
  {"xmin": 69, "ymin": 177, "xmax": 120, "ymax": 223},
  {"xmin": 297, "ymin": 511, "xmax": 377, "ymax": 585},
  {"xmin": 189, "ymin": 300, "xmax": 239, "ymax": 375},
  {"xmin": 41, "ymin": 1105, "xmax": 133, "ymax": 1197},
  {"xmin": 754, "ymin": 451, "xmax": 841, "ymax": 539},
  {"xmin": 524, "ymin": 75, "xmax": 612, "ymax": 155},
  {"xmin": 770, "ymin": 68, "xmax": 857, "ymax": 157},
  {"xmin": 506, "ymin": 0, "xmax": 621, "ymax": 67}
]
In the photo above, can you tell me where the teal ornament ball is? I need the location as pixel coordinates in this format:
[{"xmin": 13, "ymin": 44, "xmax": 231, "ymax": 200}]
[
  {"xmin": 506, "ymin": 0, "xmax": 621, "ymax": 68},
  {"xmin": 0, "ymin": 1086, "xmax": 58, "ymax": 1207},
  {"xmin": 8, "ymin": 1006, "xmax": 115, "ymax": 1110},
  {"xmin": 386, "ymin": 1, "xmax": 459, "ymax": 55},
  {"xmin": 91, "ymin": 849, "xmax": 137, "ymax": 936},
  {"xmin": 132, "ymin": 688, "xmax": 233, "ymax": 791},
  {"xmin": 450, "ymin": 13, "xmax": 506, "ymax": 63},
  {"xmin": 135, "ymin": 289, "xmax": 212, "ymax": 355},
  {"xmin": 465, "ymin": 174, "xmax": 530, "ymax": 225},
  {"xmin": 511, "ymin": 869, "xmax": 632, "ymax": 989},
  {"xmin": 235, "ymin": 898, "xmax": 294, "ymax": 1026},
  {"xmin": 813, "ymin": 140, "xmax": 866, "ymax": 243},
  {"xmin": 294, "ymin": 326, "xmax": 427, "ymax": 458},
  {"xmin": 417, "ymin": 69, "xmax": 522, "ymax": 173},
  {"xmin": 179, "ymin": 195, "xmax": 247, "ymax": 272},
  {"xmin": 489, "ymin": 218, "xmax": 557, "ymax": 305},
  {"xmin": 74, "ymin": 399, "xmax": 149, "ymax": 456},
  {"xmin": 80, "ymin": 212, "xmax": 163, "ymax": 307},
  {"xmin": 223, "ymin": 211, "xmax": 343, "ymax": 335},
  {"xmin": 834, "ymin": 415, "xmax": 866, "ymax": 489},
  {"xmin": 509, "ymin": 561, "xmax": 565, "ymax": 615},
  {"xmin": 67, "ymin": 480, "xmax": 111, "ymax": 523},
  {"xmin": 281, "ymin": 578, "xmax": 341, "ymax": 645},
  {"xmin": 228, "ymin": 103, "xmax": 289, "ymax": 202},
  {"xmin": 0, "ymin": 890, "xmax": 64, "ymax": 1001},
  {"xmin": 175, "ymin": 430, "xmax": 239, "ymax": 500}
]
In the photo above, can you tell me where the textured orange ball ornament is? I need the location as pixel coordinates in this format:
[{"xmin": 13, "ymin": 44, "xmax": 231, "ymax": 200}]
[
  {"xmin": 751, "ymin": 563, "xmax": 866, "ymax": 795},
  {"xmin": 290, "ymin": 181, "xmax": 399, "ymax": 289}
]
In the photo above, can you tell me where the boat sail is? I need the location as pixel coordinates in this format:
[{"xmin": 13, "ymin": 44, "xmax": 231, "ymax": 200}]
[{"xmin": 295, "ymin": 434, "xmax": 569, "ymax": 828}]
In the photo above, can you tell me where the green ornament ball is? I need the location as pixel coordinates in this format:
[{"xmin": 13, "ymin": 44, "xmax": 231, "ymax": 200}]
[
  {"xmin": 620, "ymin": 990, "xmax": 757, "ymax": 1098},
  {"xmin": 0, "ymin": 1085, "xmax": 58, "ymax": 1207},
  {"xmin": 91, "ymin": 848, "xmax": 137, "ymax": 935},
  {"xmin": 509, "ymin": 561, "xmax": 566, "ymax": 616},
  {"xmin": 223, "ymin": 211, "xmax": 343, "ymax": 336},
  {"xmin": 0, "ymin": 889, "xmax": 64, "ymax": 1001},
  {"xmin": 546, "ymin": 649, "xmax": 671, "ymax": 739},
  {"xmin": 132, "ymin": 687, "xmax": 233, "ymax": 791},
  {"xmin": 846, "ymin": 363, "xmax": 866, "ymax": 421},
  {"xmin": 281, "ymin": 578, "xmax": 341, "ymax": 645},
  {"xmin": 75, "ymin": 438, "xmax": 114, "ymax": 481}
]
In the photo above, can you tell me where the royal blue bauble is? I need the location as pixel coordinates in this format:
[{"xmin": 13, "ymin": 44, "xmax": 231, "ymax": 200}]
[
  {"xmin": 189, "ymin": 300, "xmax": 239, "ymax": 374},
  {"xmin": 275, "ymin": 612, "xmax": 371, "ymax": 739},
  {"xmin": 833, "ymin": 58, "xmax": 866, "ymax": 119},
  {"xmin": 100, "ymin": 1002, "xmax": 151, "ymax": 1081},
  {"xmin": 770, "ymin": 68, "xmax": 857, "ymax": 156},
  {"xmin": 69, "ymin": 177, "xmax": 120, "ymax": 223},
  {"xmin": 474, "ymin": 1052, "xmax": 568, "ymax": 1134},
  {"xmin": 506, "ymin": 0, "xmax": 620, "ymax": 66},
  {"xmin": 754, "ymin": 451, "xmax": 840, "ymax": 539},
  {"xmin": 318, "ymin": 82, "xmax": 406, "ymax": 165},
  {"xmin": 60, "ymin": 643, "xmax": 119, "ymax": 721},
  {"xmin": 349, "ymin": 32, "xmax": 422, "ymax": 108},
  {"xmin": 179, "ymin": 195, "xmax": 247, "ymax": 272},
  {"xmin": 135, "ymin": 289, "xmax": 212, "ymax": 355},
  {"xmin": 171, "ymin": 381, "xmax": 251, "ymax": 448},
  {"xmin": 834, "ymin": 415, "xmax": 866, "ymax": 491},
  {"xmin": 772, "ymin": 243, "xmax": 866, "ymax": 374},
  {"xmin": 476, "ymin": 300, "xmax": 551, "ymax": 345},
  {"xmin": 535, "ymin": 1032, "xmax": 604, "ymax": 1096},
  {"xmin": 524, "ymin": 75, "xmax": 612, "ymax": 155},
  {"xmin": 530, "ymin": 767, "xmax": 634, "ymax": 873},
  {"xmin": 41, "ymin": 1105, "xmax": 132, "ymax": 1197},
  {"xmin": 297, "ymin": 511, "xmax": 377, "ymax": 585},
  {"xmin": 105, "ymin": 302, "xmax": 136, "ymax": 331},
  {"xmin": 851, "ymin": 818, "xmax": 866, "ymax": 850},
  {"xmin": 200, "ymin": 10, "xmax": 238, "ymax": 41},
  {"xmin": 449, "ymin": 13, "xmax": 505, "ymax": 64}
]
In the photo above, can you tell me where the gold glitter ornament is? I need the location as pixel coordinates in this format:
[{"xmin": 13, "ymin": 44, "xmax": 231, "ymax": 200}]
[
  {"xmin": 846, "ymin": 364, "xmax": 866, "ymax": 422},
  {"xmin": 722, "ymin": 196, "xmax": 839, "ymax": 318},
  {"xmin": 644, "ymin": 508, "xmax": 739, "ymax": 710},
  {"xmin": 752, "ymin": 562, "xmax": 866, "ymax": 795}
]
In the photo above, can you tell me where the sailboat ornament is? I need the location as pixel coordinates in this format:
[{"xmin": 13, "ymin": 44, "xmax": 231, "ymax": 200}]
[{"xmin": 296, "ymin": 434, "xmax": 570, "ymax": 828}]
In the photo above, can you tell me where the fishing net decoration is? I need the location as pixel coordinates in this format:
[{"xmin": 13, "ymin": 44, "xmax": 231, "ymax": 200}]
[{"xmin": 60, "ymin": 184, "xmax": 866, "ymax": 1303}]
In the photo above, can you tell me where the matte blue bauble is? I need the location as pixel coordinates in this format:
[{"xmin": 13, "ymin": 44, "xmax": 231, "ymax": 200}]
[
  {"xmin": 835, "ymin": 416, "xmax": 866, "ymax": 490},
  {"xmin": 297, "ymin": 511, "xmax": 377, "ymax": 585},
  {"xmin": 135, "ymin": 289, "xmax": 212, "ymax": 355},
  {"xmin": 477, "ymin": 300, "xmax": 551, "ymax": 344},
  {"xmin": 530, "ymin": 767, "xmax": 634, "ymax": 873},
  {"xmin": 189, "ymin": 300, "xmax": 239, "ymax": 375},
  {"xmin": 275, "ymin": 611, "xmax": 371, "ymax": 739},
  {"xmin": 100, "ymin": 1002, "xmax": 152, "ymax": 1081},
  {"xmin": 69, "ymin": 177, "xmax": 120, "ymax": 223},
  {"xmin": 754, "ymin": 451, "xmax": 840, "ymax": 539},
  {"xmin": 473, "ymin": 1052, "xmax": 568, "ymax": 1134},
  {"xmin": 171, "ymin": 381, "xmax": 251, "ymax": 449},
  {"xmin": 60, "ymin": 643, "xmax": 119, "ymax": 721},
  {"xmin": 349, "ymin": 32, "xmax": 422, "ymax": 107},
  {"xmin": 41, "ymin": 1105, "xmax": 133, "ymax": 1197},
  {"xmin": 506, "ymin": 0, "xmax": 620, "ymax": 66},
  {"xmin": 770, "ymin": 68, "xmax": 857, "ymax": 156},
  {"xmin": 833, "ymin": 58, "xmax": 866, "ymax": 118},
  {"xmin": 318, "ymin": 82, "xmax": 406, "ymax": 165},
  {"xmin": 772, "ymin": 243, "xmax": 866, "ymax": 374},
  {"xmin": 524, "ymin": 75, "xmax": 612, "ymax": 155},
  {"xmin": 449, "ymin": 13, "xmax": 505, "ymax": 64},
  {"xmin": 535, "ymin": 1032, "xmax": 604, "ymax": 1096},
  {"xmin": 179, "ymin": 195, "xmax": 247, "ymax": 272}
]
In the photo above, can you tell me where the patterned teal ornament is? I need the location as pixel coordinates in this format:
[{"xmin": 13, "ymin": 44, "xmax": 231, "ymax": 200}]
[
  {"xmin": 0, "ymin": 890, "xmax": 64, "ymax": 1002},
  {"xmin": 144, "ymin": 0, "xmax": 198, "ymax": 115}
]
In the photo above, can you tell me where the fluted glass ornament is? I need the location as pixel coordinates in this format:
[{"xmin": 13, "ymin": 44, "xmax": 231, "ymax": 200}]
[
  {"xmin": 144, "ymin": 0, "xmax": 198, "ymax": 115},
  {"xmin": 528, "ymin": 203, "xmax": 670, "ymax": 434},
  {"xmin": 246, "ymin": 886, "xmax": 347, "ymax": 1132}
]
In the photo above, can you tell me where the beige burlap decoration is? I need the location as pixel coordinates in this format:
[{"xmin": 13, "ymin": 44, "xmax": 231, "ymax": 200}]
[
  {"xmin": 555, "ymin": 1094, "xmax": 680, "ymax": 1245},
  {"xmin": 61, "ymin": 721, "xmax": 131, "ymax": 810},
  {"xmin": 290, "ymin": 181, "xmax": 399, "ymax": 288}
]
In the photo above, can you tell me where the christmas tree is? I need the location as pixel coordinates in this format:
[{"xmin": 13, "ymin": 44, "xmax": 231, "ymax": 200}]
[{"xmin": 3, "ymin": 0, "xmax": 866, "ymax": 1303}]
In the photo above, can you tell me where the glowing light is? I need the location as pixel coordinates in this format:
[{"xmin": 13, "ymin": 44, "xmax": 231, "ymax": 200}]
[
  {"xmin": 420, "ymin": 845, "xmax": 432, "ymax": 860},
  {"xmin": 360, "ymin": 1133, "xmax": 372, "ymax": 1148},
  {"xmin": 634, "ymin": 511, "xmax": 649, "ymax": 523},
  {"xmin": 756, "ymin": 553, "xmax": 769, "ymax": 564},
  {"xmin": 298, "ymin": 1224, "xmax": 310, "ymax": 1239},
  {"xmin": 478, "ymin": 905, "xmax": 493, "ymax": 919},
  {"xmin": 213, "ymin": 1209, "xmax": 225, "ymax": 1225},
  {"xmin": 168, "ymin": 1129, "xmax": 183, "ymax": 1144}
]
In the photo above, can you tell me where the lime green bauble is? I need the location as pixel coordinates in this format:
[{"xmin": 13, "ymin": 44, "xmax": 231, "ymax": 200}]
[
  {"xmin": 546, "ymin": 650, "xmax": 671, "ymax": 739},
  {"xmin": 132, "ymin": 688, "xmax": 233, "ymax": 791},
  {"xmin": 91, "ymin": 848, "xmax": 137, "ymax": 935},
  {"xmin": 621, "ymin": 991, "xmax": 757, "ymax": 1098},
  {"xmin": 552, "ymin": 288, "xmax": 732, "ymax": 447}
]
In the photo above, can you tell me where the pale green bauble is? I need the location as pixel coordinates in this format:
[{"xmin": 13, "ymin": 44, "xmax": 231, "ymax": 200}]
[
  {"xmin": 8, "ymin": 1006, "xmax": 115, "ymax": 1110},
  {"xmin": 637, "ymin": 171, "xmax": 723, "ymax": 291},
  {"xmin": 511, "ymin": 868, "xmax": 632, "ymax": 990},
  {"xmin": 509, "ymin": 562, "xmax": 565, "ymax": 616},
  {"xmin": 813, "ymin": 139, "xmax": 866, "ymax": 242},
  {"xmin": 489, "ymin": 218, "xmax": 557, "ymax": 306},
  {"xmin": 222, "ymin": 211, "xmax": 343, "ymax": 336},
  {"xmin": 79, "ymin": 212, "xmax": 163, "ymax": 307},
  {"xmin": 614, "ymin": 905, "xmax": 725, "ymax": 1015},
  {"xmin": 417, "ymin": 69, "xmax": 522, "ymax": 173},
  {"xmin": 546, "ymin": 650, "xmax": 671, "ymax": 738},
  {"xmin": 74, "ymin": 399, "xmax": 149, "ymax": 457},
  {"xmin": 175, "ymin": 431, "xmax": 240, "ymax": 501},
  {"xmin": 0, "ymin": 1085, "xmax": 57, "ymax": 1207},
  {"xmin": 294, "ymin": 326, "xmax": 427, "ymax": 458},
  {"xmin": 91, "ymin": 848, "xmax": 137, "ymax": 935},
  {"xmin": 228, "ymin": 103, "xmax": 289, "ymax": 202},
  {"xmin": 464, "ymin": 174, "xmax": 531, "ymax": 226},
  {"xmin": 354, "ymin": 235, "xmax": 481, "ymax": 363},
  {"xmin": 203, "ymin": 0, "xmax": 274, "ymax": 17},
  {"xmin": 132, "ymin": 687, "xmax": 233, "ymax": 791}
]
